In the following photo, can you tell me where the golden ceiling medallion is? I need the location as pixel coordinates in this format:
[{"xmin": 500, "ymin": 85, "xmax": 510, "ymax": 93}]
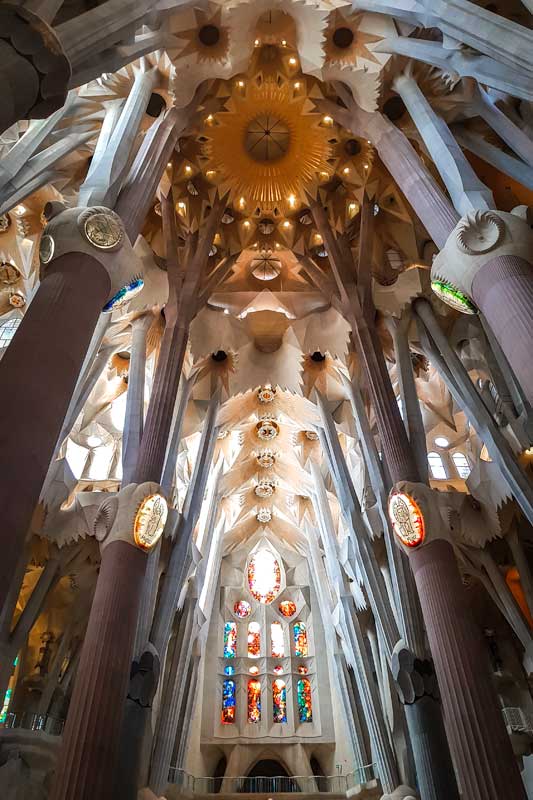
[{"xmin": 202, "ymin": 80, "xmax": 333, "ymax": 211}]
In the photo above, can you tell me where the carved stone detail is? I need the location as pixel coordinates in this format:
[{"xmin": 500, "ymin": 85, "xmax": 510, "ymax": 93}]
[{"xmin": 456, "ymin": 211, "xmax": 505, "ymax": 255}]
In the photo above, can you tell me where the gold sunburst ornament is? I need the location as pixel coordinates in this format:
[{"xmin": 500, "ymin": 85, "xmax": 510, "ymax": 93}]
[{"xmin": 202, "ymin": 80, "xmax": 333, "ymax": 210}]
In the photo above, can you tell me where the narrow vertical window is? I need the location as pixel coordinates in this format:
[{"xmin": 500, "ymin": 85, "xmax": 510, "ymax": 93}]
[
  {"xmin": 248, "ymin": 679, "xmax": 261, "ymax": 723},
  {"xmin": 297, "ymin": 678, "xmax": 312, "ymax": 722},
  {"xmin": 272, "ymin": 679, "xmax": 287, "ymax": 723},
  {"xmin": 271, "ymin": 621, "xmax": 284, "ymax": 658},
  {"xmin": 293, "ymin": 620, "xmax": 308, "ymax": 657},
  {"xmin": 427, "ymin": 451, "xmax": 447, "ymax": 480},
  {"xmin": 452, "ymin": 452, "xmax": 471, "ymax": 479},
  {"xmin": 224, "ymin": 621, "xmax": 237, "ymax": 658},
  {"xmin": 248, "ymin": 621, "xmax": 261, "ymax": 657},
  {"xmin": 221, "ymin": 679, "xmax": 236, "ymax": 724}
]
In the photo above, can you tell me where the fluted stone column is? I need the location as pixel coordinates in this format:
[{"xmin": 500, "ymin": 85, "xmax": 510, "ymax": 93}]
[
  {"xmin": 51, "ymin": 482, "xmax": 166, "ymax": 800},
  {"xmin": 432, "ymin": 208, "xmax": 533, "ymax": 406},
  {"xmin": 0, "ymin": 202, "xmax": 142, "ymax": 613},
  {"xmin": 471, "ymin": 256, "xmax": 533, "ymax": 404},
  {"xmin": 409, "ymin": 534, "xmax": 526, "ymax": 800},
  {"xmin": 52, "ymin": 540, "xmax": 146, "ymax": 800}
]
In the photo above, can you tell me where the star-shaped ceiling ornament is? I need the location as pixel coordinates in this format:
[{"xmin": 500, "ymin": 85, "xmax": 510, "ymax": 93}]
[{"xmin": 324, "ymin": 11, "xmax": 383, "ymax": 69}]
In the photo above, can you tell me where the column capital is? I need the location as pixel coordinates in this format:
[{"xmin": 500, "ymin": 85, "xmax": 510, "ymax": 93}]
[
  {"xmin": 388, "ymin": 481, "xmax": 452, "ymax": 553},
  {"xmin": 39, "ymin": 203, "xmax": 145, "ymax": 310},
  {"xmin": 94, "ymin": 482, "xmax": 168, "ymax": 552},
  {"xmin": 431, "ymin": 206, "xmax": 533, "ymax": 313}
]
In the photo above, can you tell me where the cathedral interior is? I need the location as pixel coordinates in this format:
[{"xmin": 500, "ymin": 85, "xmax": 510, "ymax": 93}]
[{"xmin": 1, "ymin": 1, "xmax": 533, "ymax": 799}]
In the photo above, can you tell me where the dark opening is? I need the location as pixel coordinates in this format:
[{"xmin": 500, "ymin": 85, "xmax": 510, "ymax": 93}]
[
  {"xmin": 344, "ymin": 138, "xmax": 361, "ymax": 156},
  {"xmin": 310, "ymin": 351, "xmax": 326, "ymax": 362},
  {"xmin": 383, "ymin": 96, "xmax": 406, "ymax": 121},
  {"xmin": 198, "ymin": 24, "xmax": 220, "ymax": 46},
  {"xmin": 213, "ymin": 755, "xmax": 227, "ymax": 794},
  {"xmin": 240, "ymin": 760, "xmax": 295, "ymax": 793},
  {"xmin": 310, "ymin": 756, "xmax": 328, "ymax": 793},
  {"xmin": 146, "ymin": 93, "xmax": 166, "ymax": 118},
  {"xmin": 212, "ymin": 350, "xmax": 228, "ymax": 362},
  {"xmin": 333, "ymin": 27, "xmax": 354, "ymax": 49}
]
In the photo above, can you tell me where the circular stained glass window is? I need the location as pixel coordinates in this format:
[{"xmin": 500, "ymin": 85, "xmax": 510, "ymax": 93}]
[
  {"xmin": 248, "ymin": 549, "xmax": 281, "ymax": 604},
  {"xmin": 224, "ymin": 665, "xmax": 235, "ymax": 676},
  {"xmin": 249, "ymin": 665, "xmax": 259, "ymax": 675},
  {"xmin": 234, "ymin": 600, "xmax": 251, "ymax": 618},
  {"xmin": 297, "ymin": 665, "xmax": 308, "ymax": 675},
  {"xmin": 279, "ymin": 600, "xmax": 296, "ymax": 618},
  {"xmin": 273, "ymin": 665, "xmax": 283, "ymax": 675}
]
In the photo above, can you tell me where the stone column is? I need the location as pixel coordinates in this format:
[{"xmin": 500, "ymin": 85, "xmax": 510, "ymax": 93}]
[
  {"xmin": 122, "ymin": 314, "xmax": 152, "ymax": 485},
  {"xmin": 0, "ymin": 202, "xmax": 142, "ymax": 613},
  {"xmin": 508, "ymin": 528, "xmax": 533, "ymax": 622},
  {"xmin": 149, "ymin": 599, "xmax": 196, "ymax": 794},
  {"xmin": 431, "ymin": 207, "xmax": 533, "ymax": 406},
  {"xmin": 393, "ymin": 72, "xmax": 494, "ymax": 215},
  {"xmin": 51, "ymin": 482, "xmax": 167, "ymax": 800},
  {"xmin": 405, "ymin": 523, "xmax": 527, "ymax": 800}
]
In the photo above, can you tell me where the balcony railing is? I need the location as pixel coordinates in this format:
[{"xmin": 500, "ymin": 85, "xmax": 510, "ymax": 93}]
[
  {"xmin": 1, "ymin": 711, "xmax": 65, "ymax": 736},
  {"xmin": 167, "ymin": 765, "xmax": 377, "ymax": 794}
]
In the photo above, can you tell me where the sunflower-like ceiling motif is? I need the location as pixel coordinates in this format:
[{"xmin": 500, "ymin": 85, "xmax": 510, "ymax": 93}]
[
  {"xmin": 201, "ymin": 79, "xmax": 333, "ymax": 212},
  {"xmin": 324, "ymin": 10, "xmax": 384, "ymax": 69}
]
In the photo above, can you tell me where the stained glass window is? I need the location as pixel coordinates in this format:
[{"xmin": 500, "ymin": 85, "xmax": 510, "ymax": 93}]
[
  {"xmin": 247, "ymin": 549, "xmax": 281, "ymax": 604},
  {"xmin": 271, "ymin": 621, "xmax": 284, "ymax": 658},
  {"xmin": 248, "ymin": 621, "xmax": 261, "ymax": 657},
  {"xmin": 221, "ymin": 679, "xmax": 236, "ymax": 724},
  {"xmin": 297, "ymin": 665, "xmax": 308, "ymax": 675},
  {"xmin": 0, "ymin": 687, "xmax": 12, "ymax": 724},
  {"xmin": 293, "ymin": 620, "xmax": 308, "ymax": 657},
  {"xmin": 273, "ymin": 664, "xmax": 283, "ymax": 675},
  {"xmin": 249, "ymin": 665, "xmax": 259, "ymax": 675},
  {"xmin": 297, "ymin": 678, "xmax": 312, "ymax": 722},
  {"xmin": 224, "ymin": 665, "xmax": 235, "ymax": 676},
  {"xmin": 248, "ymin": 679, "xmax": 261, "ymax": 723},
  {"xmin": 279, "ymin": 600, "xmax": 296, "ymax": 617},
  {"xmin": 273, "ymin": 679, "xmax": 287, "ymax": 723},
  {"xmin": 224, "ymin": 621, "xmax": 237, "ymax": 658},
  {"xmin": 234, "ymin": 599, "xmax": 251, "ymax": 618}
]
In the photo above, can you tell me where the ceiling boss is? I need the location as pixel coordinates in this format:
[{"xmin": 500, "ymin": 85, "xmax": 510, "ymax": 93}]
[{"xmin": 201, "ymin": 76, "xmax": 334, "ymax": 213}]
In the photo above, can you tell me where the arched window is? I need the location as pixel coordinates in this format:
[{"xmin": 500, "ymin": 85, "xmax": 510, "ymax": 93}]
[
  {"xmin": 0, "ymin": 318, "xmax": 21, "ymax": 349},
  {"xmin": 247, "ymin": 548, "xmax": 281, "ymax": 604},
  {"xmin": 248, "ymin": 679, "xmax": 261, "ymax": 723},
  {"xmin": 272, "ymin": 679, "xmax": 287, "ymax": 723},
  {"xmin": 221, "ymin": 679, "xmax": 236, "ymax": 724},
  {"xmin": 224, "ymin": 621, "xmax": 237, "ymax": 658},
  {"xmin": 293, "ymin": 620, "xmax": 308, "ymax": 657},
  {"xmin": 427, "ymin": 451, "xmax": 447, "ymax": 480},
  {"xmin": 248, "ymin": 621, "xmax": 261, "ymax": 657},
  {"xmin": 297, "ymin": 678, "xmax": 312, "ymax": 722},
  {"xmin": 271, "ymin": 621, "xmax": 284, "ymax": 658},
  {"xmin": 452, "ymin": 452, "xmax": 471, "ymax": 479}
]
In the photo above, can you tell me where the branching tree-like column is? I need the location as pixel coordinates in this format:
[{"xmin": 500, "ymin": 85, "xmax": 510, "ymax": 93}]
[
  {"xmin": 388, "ymin": 484, "xmax": 527, "ymax": 800},
  {"xmin": 307, "ymin": 189, "xmax": 525, "ymax": 797},
  {"xmin": 0, "ymin": 202, "xmax": 142, "ymax": 613},
  {"xmin": 51, "ymin": 193, "xmax": 225, "ymax": 800}
]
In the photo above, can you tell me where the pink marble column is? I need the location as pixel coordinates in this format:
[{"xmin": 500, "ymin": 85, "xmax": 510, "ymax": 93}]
[
  {"xmin": 0, "ymin": 252, "xmax": 110, "ymax": 613},
  {"xmin": 471, "ymin": 255, "xmax": 533, "ymax": 405},
  {"xmin": 410, "ymin": 539, "xmax": 526, "ymax": 800},
  {"xmin": 51, "ymin": 540, "xmax": 146, "ymax": 800}
]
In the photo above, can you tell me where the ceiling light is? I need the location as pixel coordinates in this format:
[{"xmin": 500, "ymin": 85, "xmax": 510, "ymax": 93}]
[
  {"xmin": 281, "ymin": 39, "xmax": 287, "ymax": 46},
  {"xmin": 254, "ymin": 38, "xmax": 260, "ymax": 46},
  {"xmin": 322, "ymin": 115, "xmax": 333, "ymax": 126},
  {"xmin": 343, "ymin": 167, "xmax": 350, "ymax": 175},
  {"xmin": 294, "ymin": 81, "xmax": 301, "ymax": 89},
  {"xmin": 243, "ymin": 220, "xmax": 250, "ymax": 228},
  {"xmin": 287, "ymin": 194, "xmax": 296, "ymax": 208},
  {"xmin": 434, "ymin": 436, "xmax": 450, "ymax": 448},
  {"xmin": 289, "ymin": 57, "xmax": 297, "ymax": 66},
  {"xmin": 184, "ymin": 165, "xmax": 192, "ymax": 174},
  {"xmin": 237, "ymin": 80, "xmax": 244, "ymax": 87},
  {"xmin": 283, "ymin": 220, "xmax": 291, "ymax": 228},
  {"xmin": 223, "ymin": 308, "xmax": 230, "ymax": 315}
]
